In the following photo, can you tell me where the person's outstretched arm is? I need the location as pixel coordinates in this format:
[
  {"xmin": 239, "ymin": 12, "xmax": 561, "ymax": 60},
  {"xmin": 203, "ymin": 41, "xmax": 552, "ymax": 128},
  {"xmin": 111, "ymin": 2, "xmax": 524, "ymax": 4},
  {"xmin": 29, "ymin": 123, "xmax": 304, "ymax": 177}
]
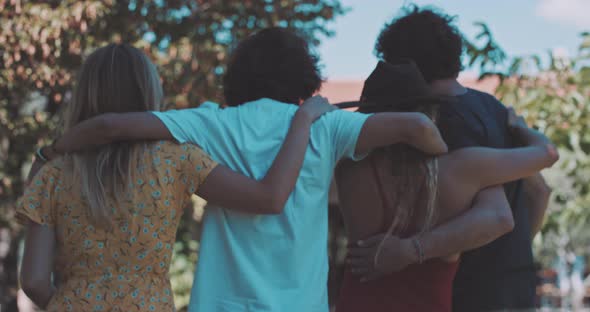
[
  {"xmin": 346, "ymin": 109, "xmax": 557, "ymax": 280},
  {"xmin": 448, "ymin": 108, "xmax": 558, "ymax": 195},
  {"xmin": 347, "ymin": 186, "xmax": 514, "ymax": 281},
  {"xmin": 354, "ymin": 112, "xmax": 448, "ymax": 156},
  {"xmin": 47, "ymin": 113, "xmax": 171, "ymax": 157},
  {"xmin": 350, "ymin": 149, "xmax": 550, "ymax": 281},
  {"xmin": 32, "ymin": 112, "xmax": 170, "ymax": 181},
  {"xmin": 382, "ymin": 116, "xmax": 558, "ymax": 266},
  {"xmin": 35, "ymin": 96, "xmax": 334, "ymax": 215},
  {"xmin": 47, "ymin": 107, "xmax": 447, "ymax": 158},
  {"xmin": 415, "ymin": 186, "xmax": 514, "ymax": 258}
]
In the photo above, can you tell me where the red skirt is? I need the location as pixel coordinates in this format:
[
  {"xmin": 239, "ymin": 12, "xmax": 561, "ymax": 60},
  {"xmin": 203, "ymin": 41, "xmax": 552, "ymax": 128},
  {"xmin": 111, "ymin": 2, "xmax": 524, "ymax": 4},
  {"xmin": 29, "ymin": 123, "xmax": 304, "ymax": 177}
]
[{"xmin": 335, "ymin": 259, "xmax": 459, "ymax": 312}]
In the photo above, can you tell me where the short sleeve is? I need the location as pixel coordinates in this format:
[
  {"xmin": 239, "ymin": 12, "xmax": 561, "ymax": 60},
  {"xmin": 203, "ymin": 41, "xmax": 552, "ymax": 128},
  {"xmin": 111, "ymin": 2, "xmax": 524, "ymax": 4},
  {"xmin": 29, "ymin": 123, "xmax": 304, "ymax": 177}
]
[
  {"xmin": 324, "ymin": 110, "xmax": 370, "ymax": 162},
  {"xmin": 16, "ymin": 164, "xmax": 60, "ymax": 226},
  {"xmin": 177, "ymin": 143, "xmax": 219, "ymax": 196},
  {"xmin": 151, "ymin": 102, "xmax": 222, "ymax": 148}
]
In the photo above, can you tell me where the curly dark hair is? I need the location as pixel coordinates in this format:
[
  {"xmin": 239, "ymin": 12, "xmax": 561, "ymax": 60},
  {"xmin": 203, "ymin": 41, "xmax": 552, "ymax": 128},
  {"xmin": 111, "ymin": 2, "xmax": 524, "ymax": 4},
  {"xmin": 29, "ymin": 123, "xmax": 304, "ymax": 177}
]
[
  {"xmin": 375, "ymin": 5, "xmax": 463, "ymax": 82},
  {"xmin": 223, "ymin": 27, "xmax": 322, "ymax": 106}
]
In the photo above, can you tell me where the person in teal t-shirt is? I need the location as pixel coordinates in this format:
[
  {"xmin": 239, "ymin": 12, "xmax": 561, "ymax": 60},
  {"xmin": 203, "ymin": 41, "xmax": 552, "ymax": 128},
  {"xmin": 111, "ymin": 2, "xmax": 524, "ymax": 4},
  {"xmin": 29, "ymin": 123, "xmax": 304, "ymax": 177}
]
[{"xmin": 44, "ymin": 28, "xmax": 447, "ymax": 311}]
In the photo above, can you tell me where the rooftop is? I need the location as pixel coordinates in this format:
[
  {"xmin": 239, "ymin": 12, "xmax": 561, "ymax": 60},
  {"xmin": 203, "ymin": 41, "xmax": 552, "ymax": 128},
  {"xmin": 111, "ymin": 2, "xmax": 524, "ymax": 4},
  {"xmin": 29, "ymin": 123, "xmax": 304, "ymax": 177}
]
[{"xmin": 321, "ymin": 73, "xmax": 500, "ymax": 104}]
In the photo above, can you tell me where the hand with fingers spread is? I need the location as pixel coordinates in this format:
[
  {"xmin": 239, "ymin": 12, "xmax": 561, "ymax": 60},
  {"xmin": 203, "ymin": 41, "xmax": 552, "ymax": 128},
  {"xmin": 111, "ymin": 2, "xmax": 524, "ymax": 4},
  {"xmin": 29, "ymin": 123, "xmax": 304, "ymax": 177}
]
[
  {"xmin": 298, "ymin": 95, "xmax": 336, "ymax": 122},
  {"xmin": 347, "ymin": 233, "xmax": 417, "ymax": 282}
]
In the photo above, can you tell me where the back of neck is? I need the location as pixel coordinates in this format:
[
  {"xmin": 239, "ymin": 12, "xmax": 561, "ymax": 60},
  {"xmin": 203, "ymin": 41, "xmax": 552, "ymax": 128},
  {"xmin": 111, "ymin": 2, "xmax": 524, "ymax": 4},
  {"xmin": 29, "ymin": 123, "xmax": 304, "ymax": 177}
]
[{"xmin": 429, "ymin": 78, "xmax": 467, "ymax": 96}]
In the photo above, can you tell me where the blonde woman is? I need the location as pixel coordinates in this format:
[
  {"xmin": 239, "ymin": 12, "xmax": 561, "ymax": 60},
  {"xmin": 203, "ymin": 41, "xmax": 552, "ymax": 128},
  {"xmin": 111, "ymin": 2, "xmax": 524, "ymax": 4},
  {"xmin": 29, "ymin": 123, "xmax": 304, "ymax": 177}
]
[
  {"xmin": 335, "ymin": 60, "xmax": 558, "ymax": 312},
  {"xmin": 17, "ymin": 43, "xmax": 333, "ymax": 311}
]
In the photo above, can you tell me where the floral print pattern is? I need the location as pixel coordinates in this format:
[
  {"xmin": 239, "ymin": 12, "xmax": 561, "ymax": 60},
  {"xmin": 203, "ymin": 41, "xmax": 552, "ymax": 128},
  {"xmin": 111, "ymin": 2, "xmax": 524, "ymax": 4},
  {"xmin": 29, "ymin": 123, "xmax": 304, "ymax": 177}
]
[{"xmin": 17, "ymin": 141, "xmax": 217, "ymax": 311}]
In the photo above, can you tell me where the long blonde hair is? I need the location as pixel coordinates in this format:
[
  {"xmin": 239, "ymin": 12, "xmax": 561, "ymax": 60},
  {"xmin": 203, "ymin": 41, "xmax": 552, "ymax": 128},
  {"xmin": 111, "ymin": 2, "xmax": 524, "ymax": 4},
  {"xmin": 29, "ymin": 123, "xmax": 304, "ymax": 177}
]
[
  {"xmin": 63, "ymin": 44, "xmax": 163, "ymax": 230},
  {"xmin": 359, "ymin": 101, "xmax": 439, "ymax": 264}
]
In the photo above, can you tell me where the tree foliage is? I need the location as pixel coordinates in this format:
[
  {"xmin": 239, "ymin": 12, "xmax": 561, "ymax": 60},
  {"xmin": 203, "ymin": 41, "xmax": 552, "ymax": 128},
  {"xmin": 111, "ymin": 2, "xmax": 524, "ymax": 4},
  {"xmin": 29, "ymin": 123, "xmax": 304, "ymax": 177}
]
[
  {"xmin": 0, "ymin": 1, "xmax": 344, "ymax": 309},
  {"xmin": 465, "ymin": 23, "xmax": 590, "ymax": 267}
]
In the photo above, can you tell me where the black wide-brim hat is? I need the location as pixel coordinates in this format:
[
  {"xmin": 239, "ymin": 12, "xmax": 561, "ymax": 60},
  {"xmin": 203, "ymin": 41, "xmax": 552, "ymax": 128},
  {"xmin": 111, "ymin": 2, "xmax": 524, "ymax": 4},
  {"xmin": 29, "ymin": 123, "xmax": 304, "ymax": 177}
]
[{"xmin": 335, "ymin": 59, "xmax": 456, "ymax": 112}]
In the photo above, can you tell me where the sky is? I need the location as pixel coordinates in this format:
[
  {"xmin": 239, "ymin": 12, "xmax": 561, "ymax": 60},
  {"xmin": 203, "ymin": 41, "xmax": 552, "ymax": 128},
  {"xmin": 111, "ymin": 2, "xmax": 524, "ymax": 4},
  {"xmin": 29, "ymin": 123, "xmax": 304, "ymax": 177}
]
[{"xmin": 318, "ymin": 0, "xmax": 590, "ymax": 80}]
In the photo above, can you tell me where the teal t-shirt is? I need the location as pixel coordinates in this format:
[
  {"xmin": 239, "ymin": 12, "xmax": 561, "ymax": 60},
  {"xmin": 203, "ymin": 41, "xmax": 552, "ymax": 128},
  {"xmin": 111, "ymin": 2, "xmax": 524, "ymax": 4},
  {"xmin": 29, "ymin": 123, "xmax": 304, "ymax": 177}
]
[{"xmin": 152, "ymin": 98, "xmax": 369, "ymax": 312}]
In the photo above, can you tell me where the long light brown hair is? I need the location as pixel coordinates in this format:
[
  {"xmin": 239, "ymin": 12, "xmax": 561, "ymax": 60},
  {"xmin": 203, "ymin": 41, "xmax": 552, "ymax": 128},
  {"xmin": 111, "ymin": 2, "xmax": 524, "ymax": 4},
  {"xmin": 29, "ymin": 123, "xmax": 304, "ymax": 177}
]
[
  {"xmin": 63, "ymin": 44, "xmax": 163, "ymax": 230},
  {"xmin": 359, "ymin": 101, "xmax": 439, "ymax": 237}
]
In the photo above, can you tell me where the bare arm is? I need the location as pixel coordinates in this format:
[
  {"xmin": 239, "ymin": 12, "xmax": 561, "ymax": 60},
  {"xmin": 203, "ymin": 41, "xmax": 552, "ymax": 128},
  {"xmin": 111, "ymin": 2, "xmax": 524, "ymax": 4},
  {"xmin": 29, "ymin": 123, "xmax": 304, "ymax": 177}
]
[
  {"xmin": 42, "ymin": 96, "xmax": 333, "ymax": 215},
  {"xmin": 523, "ymin": 173, "xmax": 552, "ymax": 238},
  {"xmin": 347, "ymin": 110, "xmax": 554, "ymax": 279},
  {"xmin": 20, "ymin": 222, "xmax": 56, "ymax": 308},
  {"xmin": 348, "ymin": 186, "xmax": 514, "ymax": 280},
  {"xmin": 418, "ymin": 186, "xmax": 514, "ymax": 259},
  {"xmin": 49, "ymin": 112, "xmax": 172, "ymax": 155},
  {"xmin": 450, "ymin": 121, "xmax": 558, "ymax": 194},
  {"xmin": 355, "ymin": 112, "xmax": 448, "ymax": 156},
  {"xmin": 34, "ymin": 112, "xmax": 169, "ymax": 180},
  {"xmin": 196, "ymin": 97, "xmax": 335, "ymax": 214}
]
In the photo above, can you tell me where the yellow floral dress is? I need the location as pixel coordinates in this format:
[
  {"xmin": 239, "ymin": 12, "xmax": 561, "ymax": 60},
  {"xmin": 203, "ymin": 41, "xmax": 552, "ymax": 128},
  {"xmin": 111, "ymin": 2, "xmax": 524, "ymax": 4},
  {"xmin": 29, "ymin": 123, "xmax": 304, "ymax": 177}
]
[{"xmin": 17, "ymin": 141, "xmax": 217, "ymax": 312}]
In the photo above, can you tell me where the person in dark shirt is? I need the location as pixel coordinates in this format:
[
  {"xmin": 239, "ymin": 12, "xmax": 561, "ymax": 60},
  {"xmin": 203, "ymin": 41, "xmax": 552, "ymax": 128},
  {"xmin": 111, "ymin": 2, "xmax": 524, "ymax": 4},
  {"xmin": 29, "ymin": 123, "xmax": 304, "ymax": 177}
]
[{"xmin": 346, "ymin": 5, "xmax": 552, "ymax": 311}]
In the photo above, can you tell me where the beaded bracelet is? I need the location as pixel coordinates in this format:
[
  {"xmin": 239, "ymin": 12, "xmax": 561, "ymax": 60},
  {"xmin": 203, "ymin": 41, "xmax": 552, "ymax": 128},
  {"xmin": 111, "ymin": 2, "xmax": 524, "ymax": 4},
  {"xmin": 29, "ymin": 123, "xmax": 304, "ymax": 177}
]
[{"xmin": 35, "ymin": 147, "xmax": 49, "ymax": 162}]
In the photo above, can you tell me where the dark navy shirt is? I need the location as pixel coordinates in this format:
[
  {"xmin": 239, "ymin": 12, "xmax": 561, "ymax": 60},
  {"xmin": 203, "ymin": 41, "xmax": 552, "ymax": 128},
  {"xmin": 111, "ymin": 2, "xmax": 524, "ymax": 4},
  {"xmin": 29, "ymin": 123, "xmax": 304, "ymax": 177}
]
[{"xmin": 439, "ymin": 89, "xmax": 537, "ymax": 311}]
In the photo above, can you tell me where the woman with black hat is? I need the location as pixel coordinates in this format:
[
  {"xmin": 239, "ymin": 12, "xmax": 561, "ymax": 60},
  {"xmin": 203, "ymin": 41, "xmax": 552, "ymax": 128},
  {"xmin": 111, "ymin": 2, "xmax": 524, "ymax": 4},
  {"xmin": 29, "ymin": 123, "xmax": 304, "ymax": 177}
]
[{"xmin": 334, "ymin": 60, "xmax": 558, "ymax": 312}]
